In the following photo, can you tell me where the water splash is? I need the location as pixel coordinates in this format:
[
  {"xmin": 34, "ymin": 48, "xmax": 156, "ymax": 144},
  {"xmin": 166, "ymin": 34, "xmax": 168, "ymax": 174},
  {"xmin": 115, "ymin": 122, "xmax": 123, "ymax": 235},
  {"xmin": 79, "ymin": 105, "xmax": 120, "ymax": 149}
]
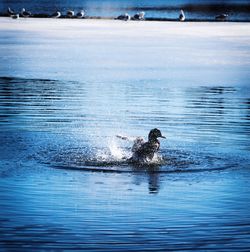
[
  {"xmin": 38, "ymin": 142, "xmax": 220, "ymax": 173},
  {"xmin": 108, "ymin": 137, "xmax": 129, "ymax": 160}
]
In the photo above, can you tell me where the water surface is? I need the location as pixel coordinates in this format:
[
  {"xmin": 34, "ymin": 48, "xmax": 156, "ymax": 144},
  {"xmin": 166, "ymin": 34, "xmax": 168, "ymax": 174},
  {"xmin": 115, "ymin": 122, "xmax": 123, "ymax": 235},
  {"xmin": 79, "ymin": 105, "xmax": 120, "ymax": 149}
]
[
  {"xmin": 0, "ymin": 19, "xmax": 250, "ymax": 251},
  {"xmin": 1, "ymin": 75, "xmax": 250, "ymax": 250}
]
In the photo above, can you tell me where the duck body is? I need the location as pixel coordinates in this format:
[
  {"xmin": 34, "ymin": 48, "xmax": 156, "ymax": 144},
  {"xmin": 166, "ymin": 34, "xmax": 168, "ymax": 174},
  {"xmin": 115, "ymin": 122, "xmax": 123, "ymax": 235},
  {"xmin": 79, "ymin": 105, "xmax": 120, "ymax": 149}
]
[
  {"xmin": 131, "ymin": 128, "xmax": 165, "ymax": 164},
  {"xmin": 132, "ymin": 139, "xmax": 160, "ymax": 163}
]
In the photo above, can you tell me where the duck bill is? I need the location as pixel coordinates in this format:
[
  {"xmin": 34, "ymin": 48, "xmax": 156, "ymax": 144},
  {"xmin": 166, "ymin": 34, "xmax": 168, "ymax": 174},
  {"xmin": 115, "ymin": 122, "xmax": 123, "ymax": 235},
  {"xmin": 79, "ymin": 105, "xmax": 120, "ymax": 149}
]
[{"xmin": 160, "ymin": 135, "xmax": 166, "ymax": 139}]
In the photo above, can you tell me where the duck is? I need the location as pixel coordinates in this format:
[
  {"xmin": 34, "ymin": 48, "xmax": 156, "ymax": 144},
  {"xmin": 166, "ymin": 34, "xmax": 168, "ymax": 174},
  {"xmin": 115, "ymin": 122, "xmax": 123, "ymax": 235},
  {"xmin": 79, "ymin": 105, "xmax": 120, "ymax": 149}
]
[
  {"xmin": 51, "ymin": 11, "xmax": 61, "ymax": 18},
  {"xmin": 21, "ymin": 8, "xmax": 31, "ymax": 17},
  {"xmin": 179, "ymin": 9, "xmax": 185, "ymax": 21},
  {"xmin": 131, "ymin": 128, "xmax": 165, "ymax": 163}
]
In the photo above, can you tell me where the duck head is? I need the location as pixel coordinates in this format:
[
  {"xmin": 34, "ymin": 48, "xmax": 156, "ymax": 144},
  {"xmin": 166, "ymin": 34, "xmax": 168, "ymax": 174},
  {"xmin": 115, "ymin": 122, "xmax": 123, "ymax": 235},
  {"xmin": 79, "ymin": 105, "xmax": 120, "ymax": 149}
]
[{"xmin": 148, "ymin": 128, "xmax": 166, "ymax": 141}]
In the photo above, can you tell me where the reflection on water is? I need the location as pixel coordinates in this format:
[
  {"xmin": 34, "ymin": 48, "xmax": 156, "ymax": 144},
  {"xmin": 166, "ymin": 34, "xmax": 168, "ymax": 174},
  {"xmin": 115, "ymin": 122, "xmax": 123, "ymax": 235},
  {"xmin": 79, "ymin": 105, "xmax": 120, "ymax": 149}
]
[{"xmin": 0, "ymin": 76, "xmax": 250, "ymax": 250}]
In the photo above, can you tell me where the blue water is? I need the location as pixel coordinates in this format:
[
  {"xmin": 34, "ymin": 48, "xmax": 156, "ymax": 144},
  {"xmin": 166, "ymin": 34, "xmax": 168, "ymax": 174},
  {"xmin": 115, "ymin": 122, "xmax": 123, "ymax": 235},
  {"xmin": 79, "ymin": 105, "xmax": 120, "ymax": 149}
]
[
  {"xmin": 0, "ymin": 16, "xmax": 250, "ymax": 251},
  {"xmin": 1, "ymin": 0, "xmax": 250, "ymax": 20},
  {"xmin": 1, "ymin": 76, "xmax": 250, "ymax": 250}
]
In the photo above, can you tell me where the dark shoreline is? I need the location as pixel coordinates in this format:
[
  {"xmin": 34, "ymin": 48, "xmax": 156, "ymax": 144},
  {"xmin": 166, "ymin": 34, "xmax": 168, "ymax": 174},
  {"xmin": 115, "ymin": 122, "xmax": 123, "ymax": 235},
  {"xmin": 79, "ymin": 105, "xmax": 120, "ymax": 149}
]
[{"xmin": 1, "ymin": 14, "xmax": 250, "ymax": 23}]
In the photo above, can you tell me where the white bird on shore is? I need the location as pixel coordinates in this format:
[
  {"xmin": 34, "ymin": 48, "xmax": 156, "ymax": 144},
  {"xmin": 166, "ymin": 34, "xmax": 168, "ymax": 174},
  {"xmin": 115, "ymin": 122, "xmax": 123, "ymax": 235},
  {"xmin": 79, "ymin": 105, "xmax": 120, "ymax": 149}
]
[
  {"xmin": 67, "ymin": 10, "xmax": 74, "ymax": 18},
  {"xmin": 7, "ymin": 7, "xmax": 15, "ymax": 16},
  {"xmin": 7, "ymin": 7, "xmax": 19, "ymax": 19},
  {"xmin": 179, "ymin": 9, "xmax": 185, "ymax": 21},
  {"xmin": 51, "ymin": 11, "xmax": 61, "ymax": 18},
  {"xmin": 215, "ymin": 14, "xmax": 228, "ymax": 21},
  {"xmin": 21, "ymin": 8, "xmax": 31, "ymax": 17},
  {"xmin": 134, "ymin": 11, "xmax": 145, "ymax": 20},
  {"xmin": 117, "ymin": 13, "xmax": 131, "ymax": 21},
  {"xmin": 12, "ymin": 14, "xmax": 20, "ymax": 19},
  {"xmin": 76, "ymin": 10, "xmax": 85, "ymax": 18}
]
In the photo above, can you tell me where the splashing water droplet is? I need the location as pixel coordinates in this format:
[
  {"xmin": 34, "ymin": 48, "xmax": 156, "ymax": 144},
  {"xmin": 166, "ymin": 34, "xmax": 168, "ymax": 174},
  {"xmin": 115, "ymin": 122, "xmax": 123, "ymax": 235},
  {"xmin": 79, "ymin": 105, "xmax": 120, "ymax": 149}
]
[{"xmin": 108, "ymin": 137, "xmax": 129, "ymax": 160}]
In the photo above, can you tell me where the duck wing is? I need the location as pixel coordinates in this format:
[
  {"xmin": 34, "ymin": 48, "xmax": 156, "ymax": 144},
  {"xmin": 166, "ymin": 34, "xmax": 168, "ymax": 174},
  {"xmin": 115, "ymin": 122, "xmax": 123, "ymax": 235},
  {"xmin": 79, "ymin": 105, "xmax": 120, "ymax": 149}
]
[
  {"xmin": 132, "ymin": 137, "xmax": 145, "ymax": 152},
  {"xmin": 134, "ymin": 141, "xmax": 159, "ymax": 161}
]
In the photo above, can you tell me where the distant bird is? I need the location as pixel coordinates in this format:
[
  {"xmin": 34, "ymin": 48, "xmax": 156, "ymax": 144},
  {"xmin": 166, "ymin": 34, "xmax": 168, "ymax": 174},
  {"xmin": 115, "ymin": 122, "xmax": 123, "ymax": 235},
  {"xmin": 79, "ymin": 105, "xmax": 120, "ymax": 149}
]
[
  {"xmin": 51, "ymin": 11, "xmax": 61, "ymax": 18},
  {"xmin": 117, "ymin": 13, "xmax": 131, "ymax": 21},
  {"xmin": 215, "ymin": 14, "xmax": 229, "ymax": 21},
  {"xmin": 133, "ymin": 11, "xmax": 145, "ymax": 20},
  {"xmin": 67, "ymin": 10, "xmax": 74, "ymax": 18},
  {"xmin": 12, "ymin": 14, "xmax": 20, "ymax": 19},
  {"xmin": 7, "ymin": 7, "xmax": 15, "ymax": 16},
  {"xmin": 179, "ymin": 9, "xmax": 185, "ymax": 21},
  {"xmin": 76, "ymin": 10, "xmax": 85, "ymax": 18},
  {"xmin": 21, "ymin": 8, "xmax": 31, "ymax": 17},
  {"xmin": 7, "ymin": 7, "xmax": 19, "ymax": 19}
]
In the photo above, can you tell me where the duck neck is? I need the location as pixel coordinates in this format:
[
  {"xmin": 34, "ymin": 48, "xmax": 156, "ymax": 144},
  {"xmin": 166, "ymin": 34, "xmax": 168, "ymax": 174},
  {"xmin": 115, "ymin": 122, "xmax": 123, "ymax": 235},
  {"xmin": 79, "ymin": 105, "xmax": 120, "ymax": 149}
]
[{"xmin": 148, "ymin": 136, "xmax": 159, "ymax": 144}]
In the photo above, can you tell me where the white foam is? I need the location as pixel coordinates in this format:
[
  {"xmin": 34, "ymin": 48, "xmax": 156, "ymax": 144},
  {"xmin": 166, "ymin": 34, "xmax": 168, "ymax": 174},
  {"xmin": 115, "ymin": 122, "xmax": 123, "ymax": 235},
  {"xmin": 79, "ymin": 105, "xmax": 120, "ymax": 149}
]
[{"xmin": 108, "ymin": 137, "xmax": 130, "ymax": 160}]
